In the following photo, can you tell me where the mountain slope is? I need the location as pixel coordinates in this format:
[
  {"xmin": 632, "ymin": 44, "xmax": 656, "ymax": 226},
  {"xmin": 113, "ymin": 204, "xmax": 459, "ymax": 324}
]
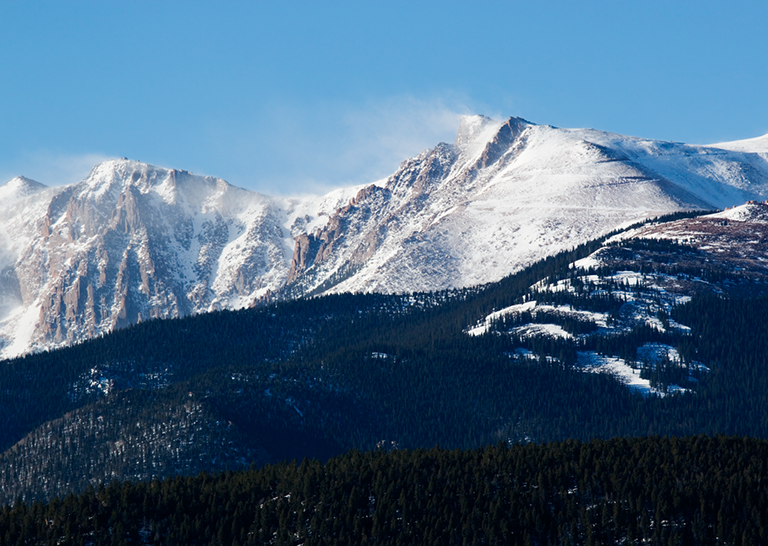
[
  {"xmin": 0, "ymin": 161, "xmax": 359, "ymax": 357},
  {"xmin": 469, "ymin": 202, "xmax": 768, "ymax": 395},
  {"xmin": 282, "ymin": 116, "xmax": 768, "ymax": 296}
]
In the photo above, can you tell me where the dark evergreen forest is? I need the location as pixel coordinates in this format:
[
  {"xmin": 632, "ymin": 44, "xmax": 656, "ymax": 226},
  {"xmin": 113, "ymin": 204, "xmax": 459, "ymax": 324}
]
[{"xmin": 2, "ymin": 436, "xmax": 767, "ymax": 545}]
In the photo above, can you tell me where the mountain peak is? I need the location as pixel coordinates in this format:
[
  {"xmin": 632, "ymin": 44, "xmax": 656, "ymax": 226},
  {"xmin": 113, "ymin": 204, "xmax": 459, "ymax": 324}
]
[
  {"xmin": 454, "ymin": 115, "xmax": 502, "ymax": 151},
  {"xmin": 0, "ymin": 175, "xmax": 48, "ymax": 200},
  {"xmin": 84, "ymin": 158, "xmax": 230, "ymax": 191},
  {"xmin": 79, "ymin": 158, "xmax": 224, "ymax": 199},
  {"xmin": 454, "ymin": 115, "xmax": 535, "ymax": 161},
  {"xmin": 75, "ymin": 158, "xmax": 157, "ymax": 200},
  {"xmin": 86, "ymin": 157, "xmax": 160, "ymax": 182}
]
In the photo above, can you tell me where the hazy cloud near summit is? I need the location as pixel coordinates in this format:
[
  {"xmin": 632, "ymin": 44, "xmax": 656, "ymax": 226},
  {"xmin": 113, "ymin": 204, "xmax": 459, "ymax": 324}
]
[
  {"xmin": 216, "ymin": 94, "xmax": 487, "ymax": 196},
  {"xmin": 336, "ymin": 96, "xmax": 472, "ymax": 178},
  {"xmin": 0, "ymin": 96, "xmax": 492, "ymax": 197},
  {"xmin": 0, "ymin": 152, "xmax": 111, "ymax": 187}
]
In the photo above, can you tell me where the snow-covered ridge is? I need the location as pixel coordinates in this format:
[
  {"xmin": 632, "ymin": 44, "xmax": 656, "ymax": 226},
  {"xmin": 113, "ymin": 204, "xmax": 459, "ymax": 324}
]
[
  {"xmin": 708, "ymin": 133, "xmax": 768, "ymax": 154},
  {"xmin": 3, "ymin": 115, "xmax": 768, "ymax": 357},
  {"xmin": 708, "ymin": 201, "xmax": 768, "ymax": 223},
  {"xmin": 288, "ymin": 116, "xmax": 768, "ymax": 297}
]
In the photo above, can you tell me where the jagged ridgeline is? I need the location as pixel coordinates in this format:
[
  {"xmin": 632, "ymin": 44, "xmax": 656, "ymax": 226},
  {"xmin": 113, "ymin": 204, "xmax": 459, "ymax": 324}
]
[
  {"xmin": 4, "ymin": 208, "xmax": 768, "ymax": 505},
  {"xmin": 1, "ymin": 437, "xmax": 767, "ymax": 545}
]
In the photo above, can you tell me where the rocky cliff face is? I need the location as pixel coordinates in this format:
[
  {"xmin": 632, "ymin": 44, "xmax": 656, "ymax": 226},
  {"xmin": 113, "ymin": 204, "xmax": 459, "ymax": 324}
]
[
  {"xmin": 2, "ymin": 116, "xmax": 768, "ymax": 357},
  {"xmin": 0, "ymin": 161, "xmax": 299, "ymax": 357}
]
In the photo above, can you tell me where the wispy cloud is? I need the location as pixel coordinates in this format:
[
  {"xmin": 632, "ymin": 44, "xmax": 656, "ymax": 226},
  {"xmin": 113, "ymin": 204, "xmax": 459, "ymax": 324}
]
[
  {"xmin": 0, "ymin": 152, "xmax": 112, "ymax": 187},
  {"xmin": 335, "ymin": 95, "xmax": 473, "ymax": 181},
  {"xmin": 216, "ymin": 93, "xmax": 492, "ymax": 196}
]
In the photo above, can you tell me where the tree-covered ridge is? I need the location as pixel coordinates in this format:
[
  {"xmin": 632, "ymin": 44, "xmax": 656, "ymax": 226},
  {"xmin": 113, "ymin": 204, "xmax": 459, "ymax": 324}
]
[{"xmin": 2, "ymin": 436, "xmax": 767, "ymax": 545}]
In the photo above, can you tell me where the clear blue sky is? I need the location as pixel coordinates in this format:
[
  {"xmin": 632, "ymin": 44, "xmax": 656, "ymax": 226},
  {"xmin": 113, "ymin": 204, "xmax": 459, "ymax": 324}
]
[{"xmin": 1, "ymin": 1, "xmax": 766, "ymax": 194}]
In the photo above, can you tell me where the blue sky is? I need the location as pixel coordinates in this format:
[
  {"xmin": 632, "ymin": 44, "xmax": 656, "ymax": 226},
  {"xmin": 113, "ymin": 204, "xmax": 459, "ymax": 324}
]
[{"xmin": 1, "ymin": 1, "xmax": 766, "ymax": 194}]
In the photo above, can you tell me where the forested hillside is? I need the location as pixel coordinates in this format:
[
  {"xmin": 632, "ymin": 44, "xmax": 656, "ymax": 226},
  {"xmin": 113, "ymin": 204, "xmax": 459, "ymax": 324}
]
[{"xmin": 2, "ymin": 436, "xmax": 766, "ymax": 545}]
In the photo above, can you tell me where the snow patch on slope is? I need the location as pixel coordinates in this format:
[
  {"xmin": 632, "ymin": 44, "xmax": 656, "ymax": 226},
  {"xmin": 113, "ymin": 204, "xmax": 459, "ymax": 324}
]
[{"xmin": 577, "ymin": 352, "xmax": 661, "ymax": 396}]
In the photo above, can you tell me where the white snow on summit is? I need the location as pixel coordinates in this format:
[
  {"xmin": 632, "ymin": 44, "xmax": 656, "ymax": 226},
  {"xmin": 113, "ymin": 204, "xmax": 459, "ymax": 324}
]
[
  {"xmin": 0, "ymin": 160, "xmax": 348, "ymax": 358},
  {"xmin": 708, "ymin": 133, "xmax": 768, "ymax": 154}
]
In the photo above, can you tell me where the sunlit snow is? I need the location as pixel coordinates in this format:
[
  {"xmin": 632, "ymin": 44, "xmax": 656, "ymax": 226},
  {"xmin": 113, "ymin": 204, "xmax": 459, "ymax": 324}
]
[{"xmin": 577, "ymin": 352, "xmax": 663, "ymax": 396}]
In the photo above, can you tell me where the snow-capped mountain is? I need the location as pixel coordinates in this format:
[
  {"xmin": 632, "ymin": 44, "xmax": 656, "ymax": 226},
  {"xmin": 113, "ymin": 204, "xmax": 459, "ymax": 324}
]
[
  {"xmin": 2, "ymin": 115, "xmax": 768, "ymax": 357},
  {"xmin": 0, "ymin": 161, "xmax": 360, "ymax": 357},
  {"xmin": 283, "ymin": 115, "xmax": 768, "ymax": 296}
]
